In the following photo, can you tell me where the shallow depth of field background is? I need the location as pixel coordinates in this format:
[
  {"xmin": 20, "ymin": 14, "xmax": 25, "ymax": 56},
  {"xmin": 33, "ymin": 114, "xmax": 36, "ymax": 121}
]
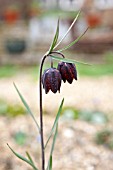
[{"xmin": 0, "ymin": 0, "xmax": 113, "ymax": 170}]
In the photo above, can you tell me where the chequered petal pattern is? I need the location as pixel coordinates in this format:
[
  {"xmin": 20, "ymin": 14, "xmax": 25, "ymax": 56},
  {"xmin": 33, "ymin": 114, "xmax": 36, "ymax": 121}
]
[
  {"xmin": 42, "ymin": 68, "xmax": 62, "ymax": 94},
  {"xmin": 57, "ymin": 62, "xmax": 77, "ymax": 84}
]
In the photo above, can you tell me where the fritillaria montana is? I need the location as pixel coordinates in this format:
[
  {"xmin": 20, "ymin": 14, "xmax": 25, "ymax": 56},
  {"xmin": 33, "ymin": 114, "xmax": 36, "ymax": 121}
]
[
  {"xmin": 42, "ymin": 68, "xmax": 62, "ymax": 94},
  {"xmin": 42, "ymin": 61, "xmax": 77, "ymax": 94},
  {"xmin": 57, "ymin": 62, "xmax": 77, "ymax": 84}
]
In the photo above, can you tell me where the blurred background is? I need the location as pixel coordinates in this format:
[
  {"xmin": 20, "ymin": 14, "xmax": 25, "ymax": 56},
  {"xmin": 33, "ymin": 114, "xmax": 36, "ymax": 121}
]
[{"xmin": 0, "ymin": 0, "xmax": 113, "ymax": 170}]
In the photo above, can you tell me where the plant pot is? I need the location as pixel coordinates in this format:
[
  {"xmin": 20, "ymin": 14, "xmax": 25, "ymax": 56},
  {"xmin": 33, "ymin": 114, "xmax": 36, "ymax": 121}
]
[
  {"xmin": 5, "ymin": 39, "xmax": 26, "ymax": 54},
  {"xmin": 4, "ymin": 9, "xmax": 20, "ymax": 24},
  {"xmin": 86, "ymin": 14, "xmax": 101, "ymax": 28}
]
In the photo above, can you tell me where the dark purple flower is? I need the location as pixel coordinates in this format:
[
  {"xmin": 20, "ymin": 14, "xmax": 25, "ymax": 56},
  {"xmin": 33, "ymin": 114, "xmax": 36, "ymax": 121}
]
[
  {"xmin": 57, "ymin": 62, "xmax": 77, "ymax": 84},
  {"xmin": 42, "ymin": 68, "xmax": 62, "ymax": 94}
]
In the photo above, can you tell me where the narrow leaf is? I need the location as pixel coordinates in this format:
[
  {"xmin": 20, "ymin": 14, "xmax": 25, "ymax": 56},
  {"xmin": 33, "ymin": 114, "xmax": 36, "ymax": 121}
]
[
  {"xmin": 47, "ymin": 124, "xmax": 58, "ymax": 170},
  {"xmin": 48, "ymin": 155, "xmax": 52, "ymax": 170},
  {"xmin": 26, "ymin": 151, "xmax": 35, "ymax": 165},
  {"xmin": 49, "ymin": 19, "xmax": 59, "ymax": 53},
  {"xmin": 7, "ymin": 144, "xmax": 38, "ymax": 170},
  {"xmin": 45, "ymin": 98, "xmax": 64, "ymax": 149},
  {"xmin": 26, "ymin": 152, "xmax": 37, "ymax": 170},
  {"xmin": 13, "ymin": 83, "xmax": 40, "ymax": 132},
  {"xmin": 54, "ymin": 10, "xmax": 81, "ymax": 49},
  {"xmin": 50, "ymin": 55, "xmax": 91, "ymax": 66},
  {"xmin": 57, "ymin": 27, "xmax": 88, "ymax": 52},
  {"xmin": 50, "ymin": 123, "xmax": 58, "ymax": 155}
]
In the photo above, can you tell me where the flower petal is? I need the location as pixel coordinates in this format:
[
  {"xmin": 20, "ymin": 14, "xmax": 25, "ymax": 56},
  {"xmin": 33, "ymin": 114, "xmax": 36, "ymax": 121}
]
[{"xmin": 42, "ymin": 68, "xmax": 62, "ymax": 94}]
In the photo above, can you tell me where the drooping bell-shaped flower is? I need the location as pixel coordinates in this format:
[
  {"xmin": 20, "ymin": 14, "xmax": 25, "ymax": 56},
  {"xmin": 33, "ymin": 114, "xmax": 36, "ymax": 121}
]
[
  {"xmin": 57, "ymin": 62, "xmax": 77, "ymax": 84},
  {"xmin": 42, "ymin": 68, "xmax": 62, "ymax": 94}
]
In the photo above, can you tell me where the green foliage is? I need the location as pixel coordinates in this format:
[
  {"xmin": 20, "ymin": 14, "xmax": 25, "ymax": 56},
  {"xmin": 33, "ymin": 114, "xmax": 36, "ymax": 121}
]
[
  {"xmin": 30, "ymin": 59, "xmax": 113, "ymax": 80},
  {"xmin": 104, "ymin": 51, "xmax": 113, "ymax": 64},
  {"xmin": 40, "ymin": 9, "xmax": 79, "ymax": 19},
  {"xmin": 77, "ymin": 51, "xmax": 113, "ymax": 77},
  {"xmin": 45, "ymin": 98, "xmax": 64, "ymax": 149},
  {"xmin": 13, "ymin": 131, "xmax": 27, "ymax": 145},
  {"xmin": 0, "ymin": 99, "xmax": 26, "ymax": 117},
  {"xmin": 7, "ymin": 144, "xmax": 38, "ymax": 170},
  {"xmin": 50, "ymin": 55, "xmax": 90, "ymax": 65},
  {"xmin": 57, "ymin": 28, "xmax": 88, "ymax": 52},
  {"xmin": 1, "ymin": 61, "xmax": 113, "ymax": 80},
  {"xmin": 14, "ymin": 83, "xmax": 40, "ymax": 131},
  {"xmin": 54, "ymin": 10, "xmax": 81, "ymax": 49},
  {"xmin": 47, "ymin": 124, "xmax": 58, "ymax": 170},
  {"xmin": 47, "ymin": 10, "xmax": 89, "ymax": 70},
  {"xmin": 95, "ymin": 129, "xmax": 113, "ymax": 150},
  {"xmin": 26, "ymin": 151, "xmax": 36, "ymax": 167},
  {"xmin": 48, "ymin": 19, "xmax": 59, "ymax": 53},
  {"xmin": 62, "ymin": 107, "xmax": 79, "ymax": 120},
  {"xmin": 47, "ymin": 155, "xmax": 52, "ymax": 170},
  {"xmin": 77, "ymin": 63, "xmax": 113, "ymax": 77},
  {"xmin": 0, "ymin": 99, "xmax": 7, "ymax": 116},
  {"xmin": 45, "ymin": 99, "xmax": 64, "ymax": 169},
  {"xmin": 0, "ymin": 65, "xmax": 19, "ymax": 78},
  {"xmin": 79, "ymin": 110, "xmax": 108, "ymax": 124},
  {"xmin": 7, "ymin": 104, "xmax": 26, "ymax": 117},
  {"xmin": 62, "ymin": 107, "xmax": 108, "ymax": 124}
]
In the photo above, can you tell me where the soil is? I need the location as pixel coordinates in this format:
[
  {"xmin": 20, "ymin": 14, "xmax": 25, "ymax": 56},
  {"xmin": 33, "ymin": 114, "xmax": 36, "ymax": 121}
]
[{"xmin": 0, "ymin": 73, "xmax": 113, "ymax": 170}]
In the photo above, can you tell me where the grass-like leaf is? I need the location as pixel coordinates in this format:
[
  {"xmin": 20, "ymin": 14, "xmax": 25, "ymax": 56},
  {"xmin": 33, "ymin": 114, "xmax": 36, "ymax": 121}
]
[
  {"xmin": 48, "ymin": 19, "xmax": 59, "ymax": 53},
  {"xmin": 13, "ymin": 83, "xmax": 40, "ymax": 132},
  {"xmin": 26, "ymin": 151, "xmax": 35, "ymax": 166},
  {"xmin": 50, "ymin": 55, "xmax": 91, "ymax": 66},
  {"xmin": 54, "ymin": 10, "xmax": 81, "ymax": 49},
  {"xmin": 46, "ymin": 124, "xmax": 58, "ymax": 170},
  {"xmin": 48, "ymin": 155, "xmax": 52, "ymax": 170},
  {"xmin": 7, "ymin": 144, "xmax": 38, "ymax": 170},
  {"xmin": 50, "ymin": 124, "xmax": 58, "ymax": 155},
  {"xmin": 57, "ymin": 27, "xmax": 88, "ymax": 52},
  {"xmin": 45, "ymin": 98, "xmax": 64, "ymax": 149}
]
